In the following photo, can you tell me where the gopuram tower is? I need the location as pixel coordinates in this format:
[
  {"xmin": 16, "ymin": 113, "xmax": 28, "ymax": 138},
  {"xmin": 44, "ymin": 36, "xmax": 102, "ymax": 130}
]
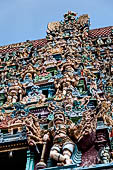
[{"xmin": 0, "ymin": 11, "xmax": 112, "ymax": 170}]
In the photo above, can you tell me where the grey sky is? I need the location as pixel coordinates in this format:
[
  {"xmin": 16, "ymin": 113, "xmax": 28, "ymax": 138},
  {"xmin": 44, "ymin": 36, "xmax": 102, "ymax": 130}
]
[{"xmin": 0, "ymin": 0, "xmax": 113, "ymax": 46}]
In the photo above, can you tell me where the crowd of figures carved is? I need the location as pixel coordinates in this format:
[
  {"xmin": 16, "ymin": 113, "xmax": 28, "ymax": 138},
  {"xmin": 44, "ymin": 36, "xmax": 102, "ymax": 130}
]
[{"xmin": 0, "ymin": 11, "xmax": 113, "ymax": 169}]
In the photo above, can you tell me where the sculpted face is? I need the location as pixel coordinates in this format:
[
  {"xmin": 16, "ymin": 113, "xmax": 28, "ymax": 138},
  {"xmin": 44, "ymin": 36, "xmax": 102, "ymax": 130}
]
[{"xmin": 54, "ymin": 113, "xmax": 65, "ymax": 124}]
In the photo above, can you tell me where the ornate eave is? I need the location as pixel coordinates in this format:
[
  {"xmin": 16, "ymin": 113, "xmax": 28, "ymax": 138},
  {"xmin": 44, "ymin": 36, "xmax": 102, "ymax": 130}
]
[{"xmin": 42, "ymin": 162, "xmax": 113, "ymax": 170}]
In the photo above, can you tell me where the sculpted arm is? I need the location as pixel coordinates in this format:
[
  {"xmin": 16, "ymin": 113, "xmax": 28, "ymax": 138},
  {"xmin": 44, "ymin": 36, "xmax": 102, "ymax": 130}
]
[{"xmin": 43, "ymin": 129, "xmax": 51, "ymax": 142}]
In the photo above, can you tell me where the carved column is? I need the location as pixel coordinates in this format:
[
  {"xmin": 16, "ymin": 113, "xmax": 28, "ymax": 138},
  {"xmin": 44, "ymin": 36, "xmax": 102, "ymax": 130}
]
[
  {"xmin": 26, "ymin": 150, "xmax": 35, "ymax": 170},
  {"xmin": 48, "ymin": 88, "xmax": 55, "ymax": 98}
]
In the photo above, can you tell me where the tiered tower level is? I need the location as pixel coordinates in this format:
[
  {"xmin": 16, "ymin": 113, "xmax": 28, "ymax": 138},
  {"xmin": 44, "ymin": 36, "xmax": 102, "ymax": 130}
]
[{"xmin": 0, "ymin": 11, "xmax": 113, "ymax": 170}]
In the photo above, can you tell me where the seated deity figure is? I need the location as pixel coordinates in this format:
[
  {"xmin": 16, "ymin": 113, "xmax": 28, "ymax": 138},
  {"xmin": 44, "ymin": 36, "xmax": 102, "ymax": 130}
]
[{"xmin": 43, "ymin": 109, "xmax": 75, "ymax": 165}]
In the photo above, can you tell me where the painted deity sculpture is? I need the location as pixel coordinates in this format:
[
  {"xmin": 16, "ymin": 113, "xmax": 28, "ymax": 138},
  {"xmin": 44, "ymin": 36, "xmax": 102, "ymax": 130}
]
[{"xmin": 43, "ymin": 108, "xmax": 75, "ymax": 166}]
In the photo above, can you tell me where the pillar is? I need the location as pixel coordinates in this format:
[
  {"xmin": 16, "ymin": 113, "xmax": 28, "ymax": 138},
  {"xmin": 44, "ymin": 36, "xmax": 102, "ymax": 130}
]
[{"xmin": 26, "ymin": 150, "xmax": 35, "ymax": 170}]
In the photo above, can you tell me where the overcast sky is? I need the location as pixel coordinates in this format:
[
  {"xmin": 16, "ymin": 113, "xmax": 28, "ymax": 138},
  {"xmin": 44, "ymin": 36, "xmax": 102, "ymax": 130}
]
[{"xmin": 0, "ymin": 0, "xmax": 113, "ymax": 46}]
